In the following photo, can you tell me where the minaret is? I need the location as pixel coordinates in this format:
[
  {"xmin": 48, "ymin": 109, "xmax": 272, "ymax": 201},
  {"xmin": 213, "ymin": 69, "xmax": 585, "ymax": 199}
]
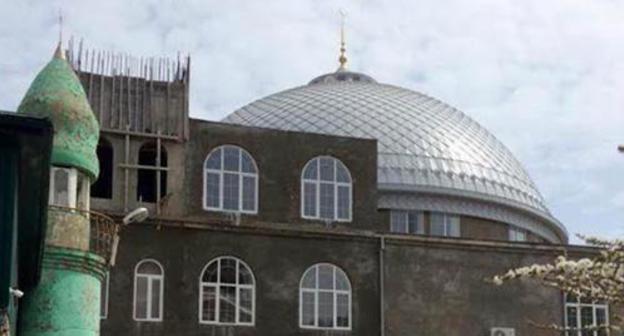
[{"xmin": 16, "ymin": 38, "xmax": 105, "ymax": 335}]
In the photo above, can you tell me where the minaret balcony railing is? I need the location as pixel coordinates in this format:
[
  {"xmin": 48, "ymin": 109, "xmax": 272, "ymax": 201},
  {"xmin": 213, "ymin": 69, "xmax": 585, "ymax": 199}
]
[{"xmin": 47, "ymin": 205, "xmax": 119, "ymax": 265}]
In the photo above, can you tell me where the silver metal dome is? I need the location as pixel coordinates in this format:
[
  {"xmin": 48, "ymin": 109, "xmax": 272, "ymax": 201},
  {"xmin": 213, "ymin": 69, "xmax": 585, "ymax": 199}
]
[{"xmin": 223, "ymin": 71, "xmax": 567, "ymax": 242}]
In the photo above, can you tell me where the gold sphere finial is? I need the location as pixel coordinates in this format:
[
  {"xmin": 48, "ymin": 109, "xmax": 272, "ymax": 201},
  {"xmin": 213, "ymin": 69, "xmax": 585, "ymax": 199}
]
[{"xmin": 338, "ymin": 10, "xmax": 347, "ymax": 71}]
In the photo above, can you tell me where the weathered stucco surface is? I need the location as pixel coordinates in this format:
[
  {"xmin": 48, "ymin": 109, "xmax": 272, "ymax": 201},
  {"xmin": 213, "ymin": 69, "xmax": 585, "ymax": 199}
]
[
  {"xmin": 20, "ymin": 248, "xmax": 104, "ymax": 336},
  {"xmin": 17, "ymin": 51, "xmax": 100, "ymax": 179},
  {"xmin": 101, "ymin": 223, "xmax": 586, "ymax": 336},
  {"xmin": 46, "ymin": 209, "xmax": 90, "ymax": 251}
]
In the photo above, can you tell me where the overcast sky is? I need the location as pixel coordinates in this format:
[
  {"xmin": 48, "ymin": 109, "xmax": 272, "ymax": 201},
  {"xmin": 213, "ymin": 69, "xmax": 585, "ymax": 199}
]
[{"xmin": 1, "ymin": 0, "xmax": 623, "ymax": 243}]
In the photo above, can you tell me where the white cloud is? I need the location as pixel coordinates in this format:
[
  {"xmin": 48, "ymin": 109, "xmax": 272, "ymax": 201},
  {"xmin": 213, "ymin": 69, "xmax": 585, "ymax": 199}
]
[{"xmin": 1, "ymin": 0, "xmax": 623, "ymax": 243}]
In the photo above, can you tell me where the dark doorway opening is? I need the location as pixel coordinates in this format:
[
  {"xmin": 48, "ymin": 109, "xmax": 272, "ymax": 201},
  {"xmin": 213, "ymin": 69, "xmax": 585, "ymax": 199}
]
[{"xmin": 91, "ymin": 138, "xmax": 113, "ymax": 199}]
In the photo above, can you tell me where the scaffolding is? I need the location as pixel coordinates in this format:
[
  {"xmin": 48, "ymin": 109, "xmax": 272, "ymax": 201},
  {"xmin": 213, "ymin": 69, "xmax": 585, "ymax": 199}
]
[{"xmin": 67, "ymin": 40, "xmax": 190, "ymax": 214}]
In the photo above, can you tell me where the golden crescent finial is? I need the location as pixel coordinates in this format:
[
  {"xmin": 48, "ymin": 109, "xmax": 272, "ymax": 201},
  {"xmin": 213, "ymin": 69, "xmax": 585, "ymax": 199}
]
[{"xmin": 338, "ymin": 10, "xmax": 347, "ymax": 71}]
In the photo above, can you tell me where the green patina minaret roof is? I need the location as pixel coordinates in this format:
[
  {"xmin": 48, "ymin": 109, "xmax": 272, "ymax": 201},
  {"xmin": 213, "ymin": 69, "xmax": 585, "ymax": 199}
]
[{"xmin": 18, "ymin": 43, "xmax": 100, "ymax": 180}]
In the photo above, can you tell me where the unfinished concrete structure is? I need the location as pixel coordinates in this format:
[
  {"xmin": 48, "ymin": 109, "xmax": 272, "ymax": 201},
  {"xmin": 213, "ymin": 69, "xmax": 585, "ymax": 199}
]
[{"xmin": 60, "ymin": 42, "xmax": 615, "ymax": 336}]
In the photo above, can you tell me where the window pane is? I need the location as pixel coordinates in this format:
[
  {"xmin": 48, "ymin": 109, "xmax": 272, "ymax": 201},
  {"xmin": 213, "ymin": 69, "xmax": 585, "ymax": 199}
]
[
  {"xmin": 566, "ymin": 306, "xmax": 578, "ymax": 329},
  {"xmin": 335, "ymin": 269, "xmax": 349, "ymax": 291},
  {"xmin": 205, "ymin": 149, "xmax": 222, "ymax": 169},
  {"xmin": 596, "ymin": 308, "xmax": 607, "ymax": 336},
  {"xmin": 202, "ymin": 261, "xmax": 219, "ymax": 282},
  {"xmin": 303, "ymin": 159, "xmax": 318, "ymax": 180},
  {"xmin": 580, "ymin": 306, "xmax": 593, "ymax": 336},
  {"xmin": 390, "ymin": 211, "xmax": 407, "ymax": 233},
  {"xmin": 220, "ymin": 258, "xmax": 237, "ymax": 284},
  {"xmin": 302, "ymin": 269, "xmax": 316, "ymax": 289},
  {"xmin": 319, "ymin": 183, "xmax": 334, "ymax": 219},
  {"xmin": 205, "ymin": 173, "xmax": 220, "ymax": 208},
  {"xmin": 517, "ymin": 230, "xmax": 526, "ymax": 241},
  {"xmin": 430, "ymin": 213, "xmax": 446, "ymax": 236},
  {"xmin": 138, "ymin": 261, "xmax": 161, "ymax": 275},
  {"xmin": 448, "ymin": 216, "xmax": 460, "ymax": 237},
  {"xmin": 318, "ymin": 292, "xmax": 334, "ymax": 327},
  {"xmin": 201, "ymin": 286, "xmax": 216, "ymax": 321},
  {"xmin": 242, "ymin": 176, "xmax": 256, "ymax": 211},
  {"xmin": 337, "ymin": 186, "xmax": 350, "ymax": 220},
  {"xmin": 239, "ymin": 288, "xmax": 253, "ymax": 323},
  {"xmin": 53, "ymin": 169, "xmax": 69, "ymax": 206},
  {"xmin": 241, "ymin": 152, "xmax": 255, "ymax": 173},
  {"xmin": 319, "ymin": 158, "xmax": 335, "ymax": 181},
  {"xmin": 239, "ymin": 264, "xmax": 253, "ymax": 285},
  {"xmin": 318, "ymin": 265, "xmax": 334, "ymax": 290},
  {"xmin": 336, "ymin": 163, "xmax": 350, "ymax": 182},
  {"xmin": 219, "ymin": 286, "xmax": 236, "ymax": 323},
  {"xmin": 303, "ymin": 183, "xmax": 317, "ymax": 217},
  {"xmin": 302, "ymin": 292, "xmax": 315, "ymax": 326},
  {"xmin": 223, "ymin": 147, "xmax": 240, "ymax": 172},
  {"xmin": 337, "ymin": 293, "xmax": 349, "ymax": 327},
  {"xmin": 151, "ymin": 279, "xmax": 161, "ymax": 319},
  {"xmin": 135, "ymin": 276, "xmax": 148, "ymax": 319},
  {"xmin": 222, "ymin": 173, "xmax": 240, "ymax": 210},
  {"xmin": 509, "ymin": 228, "xmax": 527, "ymax": 242},
  {"xmin": 408, "ymin": 212, "xmax": 423, "ymax": 234}
]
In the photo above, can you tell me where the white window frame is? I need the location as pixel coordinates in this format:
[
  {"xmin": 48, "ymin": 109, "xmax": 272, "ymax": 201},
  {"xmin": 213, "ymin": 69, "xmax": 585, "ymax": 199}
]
[
  {"xmin": 299, "ymin": 263, "xmax": 352, "ymax": 330},
  {"xmin": 133, "ymin": 259, "xmax": 164, "ymax": 322},
  {"xmin": 76, "ymin": 171, "xmax": 90, "ymax": 211},
  {"xmin": 390, "ymin": 210, "xmax": 425, "ymax": 234},
  {"xmin": 301, "ymin": 156, "xmax": 353, "ymax": 222},
  {"xmin": 202, "ymin": 145, "xmax": 259, "ymax": 214},
  {"xmin": 430, "ymin": 213, "xmax": 461, "ymax": 237},
  {"xmin": 198, "ymin": 256, "xmax": 256, "ymax": 326},
  {"xmin": 508, "ymin": 227, "xmax": 527, "ymax": 242},
  {"xmin": 564, "ymin": 294, "xmax": 609, "ymax": 336},
  {"xmin": 100, "ymin": 271, "xmax": 109, "ymax": 319},
  {"xmin": 49, "ymin": 167, "xmax": 78, "ymax": 208}
]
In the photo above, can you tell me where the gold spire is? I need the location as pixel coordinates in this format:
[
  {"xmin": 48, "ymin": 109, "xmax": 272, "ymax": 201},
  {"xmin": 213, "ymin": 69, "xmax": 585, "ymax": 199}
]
[
  {"xmin": 338, "ymin": 10, "xmax": 347, "ymax": 71},
  {"xmin": 54, "ymin": 9, "xmax": 65, "ymax": 60}
]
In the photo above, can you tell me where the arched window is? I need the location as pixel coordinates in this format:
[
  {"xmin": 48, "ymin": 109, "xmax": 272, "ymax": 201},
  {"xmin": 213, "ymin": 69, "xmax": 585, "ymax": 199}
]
[
  {"xmin": 299, "ymin": 263, "xmax": 351, "ymax": 330},
  {"xmin": 301, "ymin": 156, "xmax": 352, "ymax": 221},
  {"xmin": 136, "ymin": 142, "xmax": 167, "ymax": 203},
  {"xmin": 133, "ymin": 259, "xmax": 164, "ymax": 321},
  {"xmin": 91, "ymin": 138, "xmax": 113, "ymax": 199},
  {"xmin": 203, "ymin": 145, "xmax": 258, "ymax": 213},
  {"xmin": 199, "ymin": 256, "xmax": 255, "ymax": 325}
]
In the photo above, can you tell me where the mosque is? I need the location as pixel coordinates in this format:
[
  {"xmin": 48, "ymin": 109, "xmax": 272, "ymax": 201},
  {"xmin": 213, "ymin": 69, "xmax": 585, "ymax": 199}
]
[{"xmin": 2, "ymin": 29, "xmax": 614, "ymax": 336}]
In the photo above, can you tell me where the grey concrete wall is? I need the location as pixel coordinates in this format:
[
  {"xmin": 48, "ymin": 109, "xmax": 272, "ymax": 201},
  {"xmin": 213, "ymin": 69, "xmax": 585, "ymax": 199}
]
[
  {"xmin": 383, "ymin": 238, "xmax": 562, "ymax": 336},
  {"xmin": 102, "ymin": 223, "xmax": 380, "ymax": 336},
  {"xmin": 100, "ymin": 222, "xmax": 594, "ymax": 336},
  {"xmin": 92, "ymin": 119, "xmax": 379, "ymax": 230},
  {"xmin": 184, "ymin": 120, "xmax": 378, "ymax": 230}
]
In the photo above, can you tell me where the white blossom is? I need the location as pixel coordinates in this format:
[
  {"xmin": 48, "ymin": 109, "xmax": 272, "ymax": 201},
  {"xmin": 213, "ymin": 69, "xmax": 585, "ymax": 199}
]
[{"xmin": 491, "ymin": 235, "xmax": 623, "ymax": 333}]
